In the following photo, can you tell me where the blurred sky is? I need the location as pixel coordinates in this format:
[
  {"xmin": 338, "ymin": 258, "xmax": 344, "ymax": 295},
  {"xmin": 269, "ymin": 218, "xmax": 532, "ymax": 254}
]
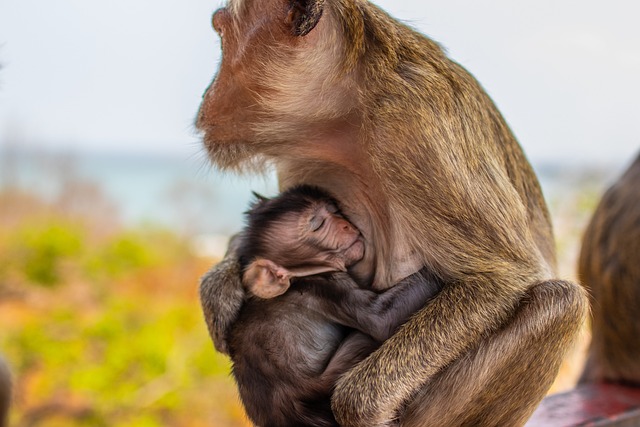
[{"xmin": 0, "ymin": 0, "xmax": 639, "ymax": 165}]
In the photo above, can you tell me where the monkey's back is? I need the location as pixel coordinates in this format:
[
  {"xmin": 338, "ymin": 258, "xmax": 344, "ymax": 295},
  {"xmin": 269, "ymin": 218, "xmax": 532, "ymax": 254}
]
[
  {"xmin": 228, "ymin": 290, "xmax": 347, "ymax": 427},
  {"xmin": 579, "ymin": 153, "xmax": 640, "ymax": 384}
]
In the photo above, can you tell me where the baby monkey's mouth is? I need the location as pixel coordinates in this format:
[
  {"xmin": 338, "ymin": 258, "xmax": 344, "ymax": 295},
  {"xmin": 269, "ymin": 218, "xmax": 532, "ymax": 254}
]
[{"xmin": 344, "ymin": 235, "xmax": 365, "ymax": 267}]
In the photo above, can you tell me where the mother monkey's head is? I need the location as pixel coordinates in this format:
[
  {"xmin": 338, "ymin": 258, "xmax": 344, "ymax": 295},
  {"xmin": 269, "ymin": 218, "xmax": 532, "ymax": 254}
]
[{"xmin": 196, "ymin": 0, "xmax": 364, "ymax": 170}]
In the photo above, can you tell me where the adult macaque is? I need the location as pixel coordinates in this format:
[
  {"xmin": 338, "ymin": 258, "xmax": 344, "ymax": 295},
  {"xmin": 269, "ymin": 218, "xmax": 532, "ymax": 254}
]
[
  {"xmin": 197, "ymin": 1, "xmax": 588, "ymax": 425},
  {"xmin": 231, "ymin": 185, "xmax": 441, "ymax": 427},
  {"xmin": 579, "ymin": 153, "xmax": 640, "ymax": 385},
  {"xmin": 0, "ymin": 357, "xmax": 10, "ymax": 427}
]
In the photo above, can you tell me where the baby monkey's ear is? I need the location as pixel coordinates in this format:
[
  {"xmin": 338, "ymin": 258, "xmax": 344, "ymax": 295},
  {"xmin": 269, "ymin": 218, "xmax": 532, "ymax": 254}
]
[
  {"xmin": 247, "ymin": 191, "xmax": 269, "ymax": 209},
  {"xmin": 242, "ymin": 258, "xmax": 292, "ymax": 299},
  {"xmin": 251, "ymin": 191, "xmax": 268, "ymax": 202}
]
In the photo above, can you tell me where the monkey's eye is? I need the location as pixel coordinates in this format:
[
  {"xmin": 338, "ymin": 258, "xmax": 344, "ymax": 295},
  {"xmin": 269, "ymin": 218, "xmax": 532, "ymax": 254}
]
[
  {"xmin": 326, "ymin": 203, "xmax": 339, "ymax": 214},
  {"xmin": 310, "ymin": 217, "xmax": 325, "ymax": 232}
]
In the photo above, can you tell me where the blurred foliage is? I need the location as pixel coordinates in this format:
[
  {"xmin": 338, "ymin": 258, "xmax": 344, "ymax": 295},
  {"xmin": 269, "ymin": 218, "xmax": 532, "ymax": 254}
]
[
  {"xmin": 0, "ymin": 187, "xmax": 251, "ymax": 427},
  {"xmin": 11, "ymin": 221, "xmax": 83, "ymax": 287}
]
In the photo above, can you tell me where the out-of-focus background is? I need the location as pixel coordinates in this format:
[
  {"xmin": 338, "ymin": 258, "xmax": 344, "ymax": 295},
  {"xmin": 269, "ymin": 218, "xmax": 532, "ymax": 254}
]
[{"xmin": 0, "ymin": 0, "xmax": 638, "ymax": 426}]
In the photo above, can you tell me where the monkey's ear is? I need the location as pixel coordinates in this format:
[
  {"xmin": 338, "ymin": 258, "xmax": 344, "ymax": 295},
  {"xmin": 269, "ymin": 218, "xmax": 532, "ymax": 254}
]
[
  {"xmin": 285, "ymin": 0, "xmax": 324, "ymax": 37},
  {"xmin": 243, "ymin": 258, "xmax": 292, "ymax": 299},
  {"xmin": 251, "ymin": 191, "xmax": 268, "ymax": 202},
  {"xmin": 247, "ymin": 191, "xmax": 269, "ymax": 211}
]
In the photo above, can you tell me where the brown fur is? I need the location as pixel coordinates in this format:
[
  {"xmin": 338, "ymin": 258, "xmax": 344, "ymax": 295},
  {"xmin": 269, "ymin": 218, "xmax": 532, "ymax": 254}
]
[
  {"xmin": 579, "ymin": 153, "xmax": 640, "ymax": 385},
  {"xmin": 197, "ymin": 1, "xmax": 588, "ymax": 425}
]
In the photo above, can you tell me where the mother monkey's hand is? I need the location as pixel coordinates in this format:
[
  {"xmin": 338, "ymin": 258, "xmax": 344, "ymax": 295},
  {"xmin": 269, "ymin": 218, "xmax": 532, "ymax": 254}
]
[{"xmin": 199, "ymin": 234, "xmax": 245, "ymax": 355}]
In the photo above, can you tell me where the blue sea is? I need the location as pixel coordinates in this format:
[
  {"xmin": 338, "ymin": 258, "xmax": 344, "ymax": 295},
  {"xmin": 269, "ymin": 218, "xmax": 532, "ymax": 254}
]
[{"xmin": 0, "ymin": 147, "xmax": 277, "ymax": 237}]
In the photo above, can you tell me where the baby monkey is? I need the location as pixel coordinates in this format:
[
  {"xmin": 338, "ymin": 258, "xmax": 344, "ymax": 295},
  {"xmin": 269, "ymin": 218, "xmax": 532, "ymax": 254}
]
[{"xmin": 229, "ymin": 186, "xmax": 442, "ymax": 427}]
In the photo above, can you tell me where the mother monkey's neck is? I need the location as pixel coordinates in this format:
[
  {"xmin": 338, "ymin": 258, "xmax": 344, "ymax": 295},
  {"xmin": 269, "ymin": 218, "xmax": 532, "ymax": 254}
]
[{"xmin": 274, "ymin": 122, "xmax": 422, "ymax": 290}]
